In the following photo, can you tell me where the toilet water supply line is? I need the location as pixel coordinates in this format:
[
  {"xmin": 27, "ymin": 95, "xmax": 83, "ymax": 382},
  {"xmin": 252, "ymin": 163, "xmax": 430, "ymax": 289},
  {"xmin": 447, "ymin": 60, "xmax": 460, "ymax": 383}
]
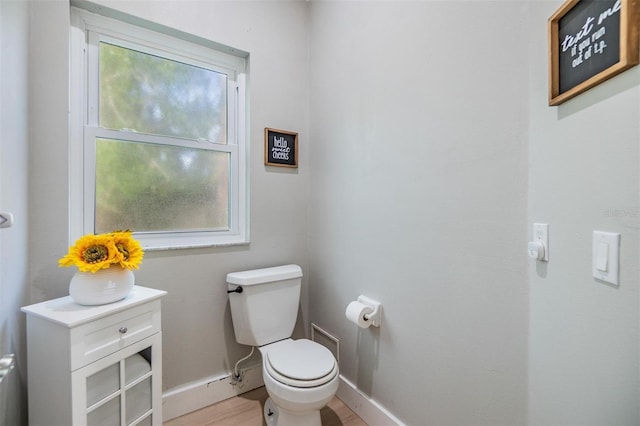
[
  {"xmin": 233, "ymin": 346, "xmax": 255, "ymax": 380},
  {"xmin": 227, "ymin": 285, "xmax": 253, "ymax": 380}
]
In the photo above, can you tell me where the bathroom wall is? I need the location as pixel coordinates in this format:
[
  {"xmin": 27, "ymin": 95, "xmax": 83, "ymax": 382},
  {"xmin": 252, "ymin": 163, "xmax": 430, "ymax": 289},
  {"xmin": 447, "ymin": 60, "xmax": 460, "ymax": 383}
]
[
  {"xmin": 307, "ymin": 2, "xmax": 530, "ymax": 424},
  {"xmin": 527, "ymin": 2, "xmax": 640, "ymax": 425},
  {"xmin": 0, "ymin": 2, "xmax": 30, "ymax": 424},
  {"xmin": 28, "ymin": 0, "xmax": 311, "ymax": 393}
]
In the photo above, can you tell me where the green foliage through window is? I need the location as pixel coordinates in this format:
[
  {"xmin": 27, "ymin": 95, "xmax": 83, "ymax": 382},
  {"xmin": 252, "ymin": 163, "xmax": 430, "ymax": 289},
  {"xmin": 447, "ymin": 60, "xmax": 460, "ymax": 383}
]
[
  {"xmin": 100, "ymin": 42, "xmax": 227, "ymax": 143},
  {"xmin": 95, "ymin": 138, "xmax": 229, "ymax": 234}
]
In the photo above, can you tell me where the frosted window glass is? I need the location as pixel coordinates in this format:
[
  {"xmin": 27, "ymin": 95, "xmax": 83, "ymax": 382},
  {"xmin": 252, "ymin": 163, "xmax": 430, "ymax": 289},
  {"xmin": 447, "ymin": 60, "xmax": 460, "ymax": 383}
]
[
  {"xmin": 100, "ymin": 42, "xmax": 227, "ymax": 143},
  {"xmin": 95, "ymin": 138, "xmax": 230, "ymax": 234}
]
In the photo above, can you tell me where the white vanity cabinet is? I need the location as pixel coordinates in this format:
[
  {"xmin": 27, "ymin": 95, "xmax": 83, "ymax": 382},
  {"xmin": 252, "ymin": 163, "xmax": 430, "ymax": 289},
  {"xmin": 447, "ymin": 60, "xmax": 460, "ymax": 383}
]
[{"xmin": 22, "ymin": 286, "xmax": 167, "ymax": 426}]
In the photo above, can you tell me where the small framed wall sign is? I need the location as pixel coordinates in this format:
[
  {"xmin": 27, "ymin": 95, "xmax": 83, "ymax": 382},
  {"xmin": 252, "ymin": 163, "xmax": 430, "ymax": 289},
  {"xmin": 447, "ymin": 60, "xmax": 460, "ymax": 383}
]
[
  {"xmin": 548, "ymin": 0, "xmax": 639, "ymax": 106},
  {"xmin": 264, "ymin": 128, "xmax": 298, "ymax": 168}
]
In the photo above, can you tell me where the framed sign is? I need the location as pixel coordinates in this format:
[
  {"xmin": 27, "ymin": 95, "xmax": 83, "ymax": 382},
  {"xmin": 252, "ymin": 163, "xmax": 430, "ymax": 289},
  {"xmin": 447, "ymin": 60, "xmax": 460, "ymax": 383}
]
[
  {"xmin": 548, "ymin": 0, "xmax": 638, "ymax": 106},
  {"xmin": 265, "ymin": 128, "xmax": 298, "ymax": 168}
]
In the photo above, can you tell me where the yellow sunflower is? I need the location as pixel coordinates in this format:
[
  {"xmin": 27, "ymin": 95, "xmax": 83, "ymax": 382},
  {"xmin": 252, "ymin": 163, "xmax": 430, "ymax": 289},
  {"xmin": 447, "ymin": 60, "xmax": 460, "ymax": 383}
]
[
  {"xmin": 58, "ymin": 234, "xmax": 118, "ymax": 273},
  {"xmin": 111, "ymin": 230, "xmax": 144, "ymax": 270}
]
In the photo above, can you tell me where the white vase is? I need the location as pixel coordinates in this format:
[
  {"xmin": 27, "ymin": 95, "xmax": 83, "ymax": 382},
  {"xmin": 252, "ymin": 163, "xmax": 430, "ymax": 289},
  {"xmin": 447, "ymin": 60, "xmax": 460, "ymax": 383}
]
[{"xmin": 69, "ymin": 266, "xmax": 135, "ymax": 305}]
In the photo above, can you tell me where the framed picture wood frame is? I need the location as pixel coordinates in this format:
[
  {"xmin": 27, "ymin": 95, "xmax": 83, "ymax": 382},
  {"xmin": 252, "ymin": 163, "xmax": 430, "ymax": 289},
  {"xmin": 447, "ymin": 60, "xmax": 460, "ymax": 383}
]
[
  {"xmin": 264, "ymin": 128, "xmax": 298, "ymax": 168},
  {"xmin": 548, "ymin": 0, "xmax": 639, "ymax": 106}
]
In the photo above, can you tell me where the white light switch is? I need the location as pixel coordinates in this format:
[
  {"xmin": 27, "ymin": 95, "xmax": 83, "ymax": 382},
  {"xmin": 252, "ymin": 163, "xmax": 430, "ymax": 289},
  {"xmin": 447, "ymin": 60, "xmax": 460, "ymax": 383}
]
[
  {"xmin": 592, "ymin": 231, "xmax": 620, "ymax": 285},
  {"xmin": 595, "ymin": 242, "xmax": 609, "ymax": 271}
]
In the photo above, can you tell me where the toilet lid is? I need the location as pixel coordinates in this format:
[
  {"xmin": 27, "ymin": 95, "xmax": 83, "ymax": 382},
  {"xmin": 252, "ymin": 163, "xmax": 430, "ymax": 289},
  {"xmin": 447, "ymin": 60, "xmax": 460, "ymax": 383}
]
[{"xmin": 266, "ymin": 339, "xmax": 337, "ymax": 388}]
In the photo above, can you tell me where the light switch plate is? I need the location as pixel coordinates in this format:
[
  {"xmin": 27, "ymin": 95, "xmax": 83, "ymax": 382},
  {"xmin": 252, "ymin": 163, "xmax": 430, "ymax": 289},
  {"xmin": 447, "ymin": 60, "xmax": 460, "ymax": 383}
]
[{"xmin": 592, "ymin": 231, "xmax": 620, "ymax": 285}]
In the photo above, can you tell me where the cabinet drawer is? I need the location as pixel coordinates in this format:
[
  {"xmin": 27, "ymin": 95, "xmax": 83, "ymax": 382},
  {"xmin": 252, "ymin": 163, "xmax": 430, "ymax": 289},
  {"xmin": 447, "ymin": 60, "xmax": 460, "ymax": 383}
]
[{"xmin": 70, "ymin": 299, "xmax": 161, "ymax": 370}]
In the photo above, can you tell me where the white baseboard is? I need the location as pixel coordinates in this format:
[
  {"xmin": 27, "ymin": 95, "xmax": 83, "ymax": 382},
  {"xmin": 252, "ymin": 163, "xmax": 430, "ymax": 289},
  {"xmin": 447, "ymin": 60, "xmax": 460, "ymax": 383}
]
[
  {"xmin": 162, "ymin": 363, "xmax": 264, "ymax": 421},
  {"xmin": 336, "ymin": 375, "xmax": 405, "ymax": 426},
  {"xmin": 162, "ymin": 366, "xmax": 403, "ymax": 426}
]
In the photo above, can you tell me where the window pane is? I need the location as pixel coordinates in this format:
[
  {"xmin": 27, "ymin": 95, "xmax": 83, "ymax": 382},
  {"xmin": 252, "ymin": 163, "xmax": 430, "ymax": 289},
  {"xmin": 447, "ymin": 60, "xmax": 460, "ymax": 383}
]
[
  {"xmin": 99, "ymin": 42, "xmax": 227, "ymax": 143},
  {"xmin": 95, "ymin": 138, "xmax": 230, "ymax": 233}
]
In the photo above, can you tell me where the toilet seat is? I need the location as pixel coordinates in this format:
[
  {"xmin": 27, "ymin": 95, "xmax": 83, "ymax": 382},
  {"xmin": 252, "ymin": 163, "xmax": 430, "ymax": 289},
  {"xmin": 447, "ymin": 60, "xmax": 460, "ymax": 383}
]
[{"xmin": 265, "ymin": 339, "xmax": 338, "ymax": 388}]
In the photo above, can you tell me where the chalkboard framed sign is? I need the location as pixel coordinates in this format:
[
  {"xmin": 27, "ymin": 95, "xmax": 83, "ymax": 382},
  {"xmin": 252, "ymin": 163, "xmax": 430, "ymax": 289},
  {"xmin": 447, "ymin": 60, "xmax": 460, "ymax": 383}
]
[
  {"xmin": 548, "ymin": 0, "xmax": 639, "ymax": 106},
  {"xmin": 264, "ymin": 128, "xmax": 298, "ymax": 168}
]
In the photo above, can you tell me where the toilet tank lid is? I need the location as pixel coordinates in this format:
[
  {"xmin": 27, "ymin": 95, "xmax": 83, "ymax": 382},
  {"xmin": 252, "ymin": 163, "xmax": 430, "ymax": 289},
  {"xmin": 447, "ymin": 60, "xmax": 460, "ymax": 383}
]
[{"xmin": 226, "ymin": 264, "xmax": 302, "ymax": 285}]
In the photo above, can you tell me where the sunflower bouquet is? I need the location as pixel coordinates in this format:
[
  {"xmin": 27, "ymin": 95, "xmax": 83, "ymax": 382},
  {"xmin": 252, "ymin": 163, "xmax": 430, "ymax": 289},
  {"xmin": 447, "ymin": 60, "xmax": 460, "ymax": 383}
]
[{"xmin": 59, "ymin": 230, "xmax": 144, "ymax": 273}]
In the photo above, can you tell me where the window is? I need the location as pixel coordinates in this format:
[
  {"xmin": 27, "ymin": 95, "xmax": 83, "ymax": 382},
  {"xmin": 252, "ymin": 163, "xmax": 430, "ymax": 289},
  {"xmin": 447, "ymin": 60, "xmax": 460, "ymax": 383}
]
[{"xmin": 70, "ymin": 8, "xmax": 248, "ymax": 249}]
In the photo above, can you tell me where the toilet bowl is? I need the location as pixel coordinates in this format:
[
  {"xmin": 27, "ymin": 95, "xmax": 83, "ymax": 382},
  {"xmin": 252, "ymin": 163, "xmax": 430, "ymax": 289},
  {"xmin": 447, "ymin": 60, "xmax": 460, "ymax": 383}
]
[
  {"xmin": 226, "ymin": 265, "xmax": 340, "ymax": 426},
  {"xmin": 259, "ymin": 339, "xmax": 339, "ymax": 425}
]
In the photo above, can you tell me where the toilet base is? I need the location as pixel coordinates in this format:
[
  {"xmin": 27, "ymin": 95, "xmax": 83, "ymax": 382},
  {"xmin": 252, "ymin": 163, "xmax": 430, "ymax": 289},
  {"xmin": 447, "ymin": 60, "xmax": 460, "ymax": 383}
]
[{"xmin": 263, "ymin": 397, "xmax": 321, "ymax": 426}]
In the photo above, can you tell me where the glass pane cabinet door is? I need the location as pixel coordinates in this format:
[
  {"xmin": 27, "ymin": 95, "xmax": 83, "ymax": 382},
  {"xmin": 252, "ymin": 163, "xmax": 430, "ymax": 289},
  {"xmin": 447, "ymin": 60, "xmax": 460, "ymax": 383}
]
[
  {"xmin": 87, "ymin": 362, "xmax": 120, "ymax": 406},
  {"xmin": 126, "ymin": 377, "xmax": 152, "ymax": 424},
  {"xmin": 135, "ymin": 416, "xmax": 153, "ymax": 426},
  {"xmin": 125, "ymin": 354, "xmax": 151, "ymax": 384},
  {"xmin": 125, "ymin": 354, "xmax": 152, "ymax": 425},
  {"xmin": 86, "ymin": 362, "xmax": 121, "ymax": 425},
  {"xmin": 78, "ymin": 341, "xmax": 157, "ymax": 425},
  {"xmin": 87, "ymin": 396, "xmax": 121, "ymax": 426}
]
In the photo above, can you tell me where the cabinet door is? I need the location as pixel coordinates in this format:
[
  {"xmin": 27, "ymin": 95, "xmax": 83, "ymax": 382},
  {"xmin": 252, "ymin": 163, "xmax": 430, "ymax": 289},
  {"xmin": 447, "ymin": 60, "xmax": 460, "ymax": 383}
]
[{"xmin": 71, "ymin": 333, "xmax": 161, "ymax": 426}]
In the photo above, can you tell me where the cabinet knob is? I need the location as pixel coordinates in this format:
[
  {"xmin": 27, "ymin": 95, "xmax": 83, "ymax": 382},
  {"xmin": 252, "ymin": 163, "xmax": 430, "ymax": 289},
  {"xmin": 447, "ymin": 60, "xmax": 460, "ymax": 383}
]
[{"xmin": 118, "ymin": 327, "xmax": 128, "ymax": 334}]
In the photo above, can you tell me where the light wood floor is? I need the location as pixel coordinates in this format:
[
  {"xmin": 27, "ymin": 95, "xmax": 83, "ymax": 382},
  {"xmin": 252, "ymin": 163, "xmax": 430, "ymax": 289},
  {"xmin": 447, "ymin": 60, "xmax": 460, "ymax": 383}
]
[{"xmin": 164, "ymin": 386, "xmax": 367, "ymax": 426}]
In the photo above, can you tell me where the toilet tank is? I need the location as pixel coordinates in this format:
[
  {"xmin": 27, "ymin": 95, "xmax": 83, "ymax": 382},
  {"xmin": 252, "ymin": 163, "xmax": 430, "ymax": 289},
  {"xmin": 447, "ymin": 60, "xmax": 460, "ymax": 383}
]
[{"xmin": 226, "ymin": 264, "xmax": 302, "ymax": 346}]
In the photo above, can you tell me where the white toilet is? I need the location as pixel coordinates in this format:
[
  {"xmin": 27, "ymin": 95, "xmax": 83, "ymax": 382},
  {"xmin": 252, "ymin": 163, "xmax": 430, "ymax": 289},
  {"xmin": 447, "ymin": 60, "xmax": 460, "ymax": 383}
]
[{"xmin": 227, "ymin": 264, "xmax": 339, "ymax": 426}]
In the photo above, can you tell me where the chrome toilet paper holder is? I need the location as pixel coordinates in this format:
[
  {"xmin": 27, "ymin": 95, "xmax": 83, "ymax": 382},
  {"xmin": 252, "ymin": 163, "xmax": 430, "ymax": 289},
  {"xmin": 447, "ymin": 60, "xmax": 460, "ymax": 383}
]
[{"xmin": 357, "ymin": 295, "xmax": 382, "ymax": 327}]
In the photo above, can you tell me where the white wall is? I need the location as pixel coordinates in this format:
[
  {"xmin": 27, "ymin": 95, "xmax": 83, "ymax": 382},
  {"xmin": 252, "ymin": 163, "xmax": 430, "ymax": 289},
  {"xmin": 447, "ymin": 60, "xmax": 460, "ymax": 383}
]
[
  {"xmin": 308, "ymin": 2, "xmax": 530, "ymax": 424},
  {"xmin": 28, "ymin": 0, "xmax": 311, "ymax": 394},
  {"xmin": 527, "ymin": 2, "xmax": 640, "ymax": 425},
  {"xmin": 0, "ymin": 1, "xmax": 31, "ymax": 424}
]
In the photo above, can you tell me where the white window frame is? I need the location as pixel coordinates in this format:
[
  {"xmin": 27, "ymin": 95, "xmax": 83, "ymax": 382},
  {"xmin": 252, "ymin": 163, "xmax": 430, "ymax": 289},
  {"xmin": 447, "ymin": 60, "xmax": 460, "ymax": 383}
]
[{"xmin": 70, "ymin": 7, "xmax": 249, "ymax": 250}]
